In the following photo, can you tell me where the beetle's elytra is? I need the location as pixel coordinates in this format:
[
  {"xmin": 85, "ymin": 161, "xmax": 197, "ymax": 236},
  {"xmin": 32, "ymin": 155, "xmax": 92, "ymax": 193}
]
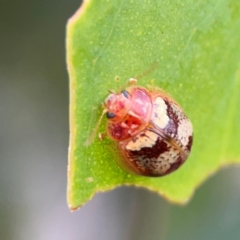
[{"xmin": 89, "ymin": 78, "xmax": 193, "ymax": 177}]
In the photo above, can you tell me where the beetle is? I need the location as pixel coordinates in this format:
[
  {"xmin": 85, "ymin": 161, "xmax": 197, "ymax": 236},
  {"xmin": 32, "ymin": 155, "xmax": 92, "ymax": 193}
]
[{"xmin": 87, "ymin": 78, "xmax": 193, "ymax": 177}]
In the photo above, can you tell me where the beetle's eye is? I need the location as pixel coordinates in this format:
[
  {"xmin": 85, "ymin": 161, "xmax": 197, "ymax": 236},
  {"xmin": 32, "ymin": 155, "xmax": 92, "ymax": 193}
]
[
  {"xmin": 121, "ymin": 90, "xmax": 129, "ymax": 98},
  {"xmin": 106, "ymin": 112, "xmax": 116, "ymax": 119}
]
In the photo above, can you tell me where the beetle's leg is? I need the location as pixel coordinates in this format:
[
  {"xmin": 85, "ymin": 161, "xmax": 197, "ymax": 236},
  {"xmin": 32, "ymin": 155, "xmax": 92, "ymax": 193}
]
[
  {"xmin": 108, "ymin": 89, "xmax": 116, "ymax": 94},
  {"xmin": 128, "ymin": 78, "xmax": 137, "ymax": 86},
  {"xmin": 101, "ymin": 102, "xmax": 106, "ymax": 108},
  {"xmin": 99, "ymin": 132, "xmax": 107, "ymax": 141},
  {"xmin": 84, "ymin": 108, "xmax": 108, "ymax": 146}
]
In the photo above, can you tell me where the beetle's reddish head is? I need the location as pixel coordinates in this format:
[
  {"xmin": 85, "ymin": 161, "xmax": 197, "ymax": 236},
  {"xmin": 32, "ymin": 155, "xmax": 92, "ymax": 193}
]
[{"xmin": 105, "ymin": 90, "xmax": 132, "ymax": 122}]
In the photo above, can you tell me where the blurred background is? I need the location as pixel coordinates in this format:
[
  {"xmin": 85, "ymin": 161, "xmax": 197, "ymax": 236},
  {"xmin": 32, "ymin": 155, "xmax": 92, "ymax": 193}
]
[{"xmin": 1, "ymin": 0, "xmax": 240, "ymax": 239}]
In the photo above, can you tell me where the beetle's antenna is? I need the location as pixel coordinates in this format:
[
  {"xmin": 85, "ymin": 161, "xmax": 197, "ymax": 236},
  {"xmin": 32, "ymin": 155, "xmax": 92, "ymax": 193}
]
[
  {"xmin": 134, "ymin": 62, "xmax": 159, "ymax": 80},
  {"xmin": 84, "ymin": 108, "xmax": 108, "ymax": 146}
]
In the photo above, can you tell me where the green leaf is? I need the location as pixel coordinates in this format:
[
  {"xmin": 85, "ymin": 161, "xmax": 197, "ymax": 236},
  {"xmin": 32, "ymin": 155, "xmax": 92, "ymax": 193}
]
[{"xmin": 67, "ymin": 0, "xmax": 240, "ymax": 210}]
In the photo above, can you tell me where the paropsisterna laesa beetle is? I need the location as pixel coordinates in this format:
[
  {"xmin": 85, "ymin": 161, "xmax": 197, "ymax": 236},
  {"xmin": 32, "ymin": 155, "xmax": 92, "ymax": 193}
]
[{"xmin": 86, "ymin": 78, "xmax": 193, "ymax": 177}]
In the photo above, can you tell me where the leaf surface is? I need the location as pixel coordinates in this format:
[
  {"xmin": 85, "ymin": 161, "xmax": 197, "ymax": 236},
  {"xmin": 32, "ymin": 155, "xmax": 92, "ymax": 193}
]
[{"xmin": 67, "ymin": 0, "xmax": 240, "ymax": 209}]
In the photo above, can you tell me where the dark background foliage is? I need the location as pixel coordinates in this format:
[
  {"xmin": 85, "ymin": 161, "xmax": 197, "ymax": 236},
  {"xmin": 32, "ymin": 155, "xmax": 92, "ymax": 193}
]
[{"xmin": 1, "ymin": 0, "xmax": 240, "ymax": 239}]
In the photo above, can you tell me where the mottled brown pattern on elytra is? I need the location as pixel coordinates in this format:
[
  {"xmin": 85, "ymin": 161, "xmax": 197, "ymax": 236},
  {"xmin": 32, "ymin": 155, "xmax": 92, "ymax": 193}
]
[
  {"xmin": 186, "ymin": 135, "xmax": 193, "ymax": 152},
  {"xmin": 164, "ymin": 100, "xmax": 193, "ymax": 152},
  {"xmin": 127, "ymin": 131, "xmax": 170, "ymax": 159},
  {"xmin": 165, "ymin": 155, "xmax": 184, "ymax": 174},
  {"xmin": 164, "ymin": 101, "xmax": 180, "ymax": 136},
  {"xmin": 121, "ymin": 129, "xmax": 186, "ymax": 176}
]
